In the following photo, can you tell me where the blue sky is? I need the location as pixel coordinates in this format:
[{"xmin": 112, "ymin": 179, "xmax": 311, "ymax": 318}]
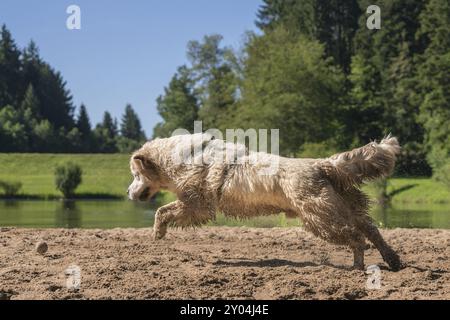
[{"xmin": 0, "ymin": 0, "xmax": 262, "ymax": 135}]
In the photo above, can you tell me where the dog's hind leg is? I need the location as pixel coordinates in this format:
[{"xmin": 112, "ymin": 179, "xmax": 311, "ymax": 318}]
[
  {"xmin": 302, "ymin": 216, "xmax": 367, "ymax": 270},
  {"xmin": 295, "ymin": 199, "xmax": 367, "ymax": 270},
  {"xmin": 338, "ymin": 187, "xmax": 402, "ymax": 271},
  {"xmin": 337, "ymin": 225, "xmax": 366, "ymax": 270},
  {"xmin": 357, "ymin": 220, "xmax": 402, "ymax": 271},
  {"xmin": 352, "ymin": 247, "xmax": 365, "ymax": 270},
  {"xmin": 349, "ymin": 235, "xmax": 366, "ymax": 270}
]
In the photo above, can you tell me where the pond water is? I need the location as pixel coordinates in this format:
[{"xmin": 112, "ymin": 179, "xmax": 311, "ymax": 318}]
[{"xmin": 0, "ymin": 200, "xmax": 449, "ymax": 229}]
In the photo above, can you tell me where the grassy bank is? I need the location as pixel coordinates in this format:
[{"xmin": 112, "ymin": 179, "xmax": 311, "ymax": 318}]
[
  {"xmin": 364, "ymin": 178, "xmax": 450, "ymax": 204},
  {"xmin": 0, "ymin": 153, "xmax": 130, "ymax": 199},
  {"xmin": 0, "ymin": 153, "xmax": 448, "ymax": 203}
]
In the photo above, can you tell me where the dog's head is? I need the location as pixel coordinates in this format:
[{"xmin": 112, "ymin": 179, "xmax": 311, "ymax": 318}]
[{"xmin": 127, "ymin": 153, "xmax": 162, "ymax": 202}]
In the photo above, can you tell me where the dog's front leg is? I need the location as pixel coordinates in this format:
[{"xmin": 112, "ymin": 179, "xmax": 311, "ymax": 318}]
[
  {"xmin": 153, "ymin": 200, "xmax": 214, "ymax": 240},
  {"xmin": 153, "ymin": 201, "xmax": 182, "ymax": 240}
]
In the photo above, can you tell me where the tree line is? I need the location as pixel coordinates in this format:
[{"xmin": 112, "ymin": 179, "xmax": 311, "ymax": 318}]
[
  {"xmin": 0, "ymin": 25, "xmax": 146, "ymax": 153},
  {"xmin": 154, "ymin": 0, "xmax": 449, "ymax": 178},
  {"xmin": 1, "ymin": 1, "xmax": 448, "ymax": 179}
]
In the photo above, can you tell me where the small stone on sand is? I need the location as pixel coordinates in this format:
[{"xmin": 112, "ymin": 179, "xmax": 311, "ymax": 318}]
[{"xmin": 35, "ymin": 241, "xmax": 48, "ymax": 255}]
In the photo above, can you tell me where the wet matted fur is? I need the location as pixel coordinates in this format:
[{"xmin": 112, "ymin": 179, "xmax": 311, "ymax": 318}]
[{"xmin": 128, "ymin": 133, "xmax": 402, "ymax": 271}]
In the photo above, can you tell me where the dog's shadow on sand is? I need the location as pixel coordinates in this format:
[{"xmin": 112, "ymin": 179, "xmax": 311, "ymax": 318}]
[{"xmin": 212, "ymin": 258, "xmax": 353, "ymax": 271}]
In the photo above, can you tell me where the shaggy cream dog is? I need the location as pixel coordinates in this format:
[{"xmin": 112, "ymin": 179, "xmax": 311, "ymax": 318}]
[{"xmin": 128, "ymin": 133, "xmax": 402, "ymax": 271}]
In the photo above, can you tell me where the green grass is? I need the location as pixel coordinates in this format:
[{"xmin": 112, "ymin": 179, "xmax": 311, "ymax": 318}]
[
  {"xmin": 0, "ymin": 153, "xmax": 448, "ymax": 203},
  {"xmin": 0, "ymin": 153, "xmax": 131, "ymax": 199},
  {"xmin": 364, "ymin": 177, "xmax": 450, "ymax": 204}
]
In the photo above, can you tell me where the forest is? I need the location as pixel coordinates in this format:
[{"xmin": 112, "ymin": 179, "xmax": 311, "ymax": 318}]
[
  {"xmin": 0, "ymin": 26, "xmax": 146, "ymax": 154},
  {"xmin": 1, "ymin": 0, "xmax": 449, "ymax": 180}
]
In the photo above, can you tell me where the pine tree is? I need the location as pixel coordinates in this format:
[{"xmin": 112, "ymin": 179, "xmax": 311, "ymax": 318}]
[
  {"xmin": 94, "ymin": 111, "xmax": 118, "ymax": 153},
  {"xmin": 415, "ymin": 0, "xmax": 450, "ymax": 177},
  {"xmin": 20, "ymin": 84, "xmax": 40, "ymax": 118},
  {"xmin": 348, "ymin": 0, "xmax": 429, "ymax": 174},
  {"xmin": 0, "ymin": 25, "xmax": 22, "ymax": 108},
  {"xmin": 38, "ymin": 66, "xmax": 75, "ymax": 129},
  {"xmin": 347, "ymin": 51, "xmax": 385, "ymax": 145},
  {"xmin": 102, "ymin": 111, "xmax": 117, "ymax": 138},
  {"xmin": 76, "ymin": 104, "xmax": 91, "ymax": 136},
  {"xmin": 153, "ymin": 66, "xmax": 198, "ymax": 137},
  {"xmin": 256, "ymin": 0, "xmax": 316, "ymax": 36},
  {"xmin": 256, "ymin": 0, "xmax": 361, "ymax": 73},
  {"xmin": 19, "ymin": 84, "xmax": 41, "ymax": 151},
  {"xmin": 120, "ymin": 104, "xmax": 145, "ymax": 141},
  {"xmin": 315, "ymin": 0, "xmax": 361, "ymax": 73},
  {"xmin": 21, "ymin": 41, "xmax": 41, "ymax": 101},
  {"xmin": 76, "ymin": 104, "xmax": 92, "ymax": 152},
  {"xmin": 21, "ymin": 40, "xmax": 75, "ymax": 129}
]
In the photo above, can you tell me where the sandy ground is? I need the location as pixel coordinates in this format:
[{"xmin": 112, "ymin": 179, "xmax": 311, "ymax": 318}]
[{"xmin": 0, "ymin": 226, "xmax": 449, "ymax": 300}]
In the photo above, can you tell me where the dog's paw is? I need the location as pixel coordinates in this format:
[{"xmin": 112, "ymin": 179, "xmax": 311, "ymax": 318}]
[
  {"xmin": 388, "ymin": 258, "xmax": 403, "ymax": 272},
  {"xmin": 152, "ymin": 232, "xmax": 163, "ymax": 240},
  {"xmin": 153, "ymin": 228, "xmax": 166, "ymax": 240},
  {"xmin": 382, "ymin": 250, "xmax": 402, "ymax": 272},
  {"xmin": 352, "ymin": 263, "xmax": 365, "ymax": 271}
]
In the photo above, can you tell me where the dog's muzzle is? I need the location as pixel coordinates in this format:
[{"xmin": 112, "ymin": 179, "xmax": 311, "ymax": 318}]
[{"xmin": 138, "ymin": 187, "xmax": 151, "ymax": 201}]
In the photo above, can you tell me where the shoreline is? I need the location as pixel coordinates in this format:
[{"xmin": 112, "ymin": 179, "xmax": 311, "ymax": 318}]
[
  {"xmin": 0, "ymin": 195, "xmax": 124, "ymax": 201},
  {"xmin": 0, "ymin": 193, "xmax": 448, "ymax": 204}
]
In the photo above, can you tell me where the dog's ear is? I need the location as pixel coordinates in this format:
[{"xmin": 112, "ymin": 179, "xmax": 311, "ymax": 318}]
[
  {"xmin": 133, "ymin": 154, "xmax": 144, "ymax": 163},
  {"xmin": 132, "ymin": 154, "xmax": 159, "ymax": 176},
  {"xmin": 132, "ymin": 154, "xmax": 145, "ymax": 170}
]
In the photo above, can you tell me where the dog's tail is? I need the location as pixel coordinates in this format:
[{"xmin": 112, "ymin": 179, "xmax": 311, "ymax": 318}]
[{"xmin": 321, "ymin": 135, "xmax": 400, "ymax": 190}]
